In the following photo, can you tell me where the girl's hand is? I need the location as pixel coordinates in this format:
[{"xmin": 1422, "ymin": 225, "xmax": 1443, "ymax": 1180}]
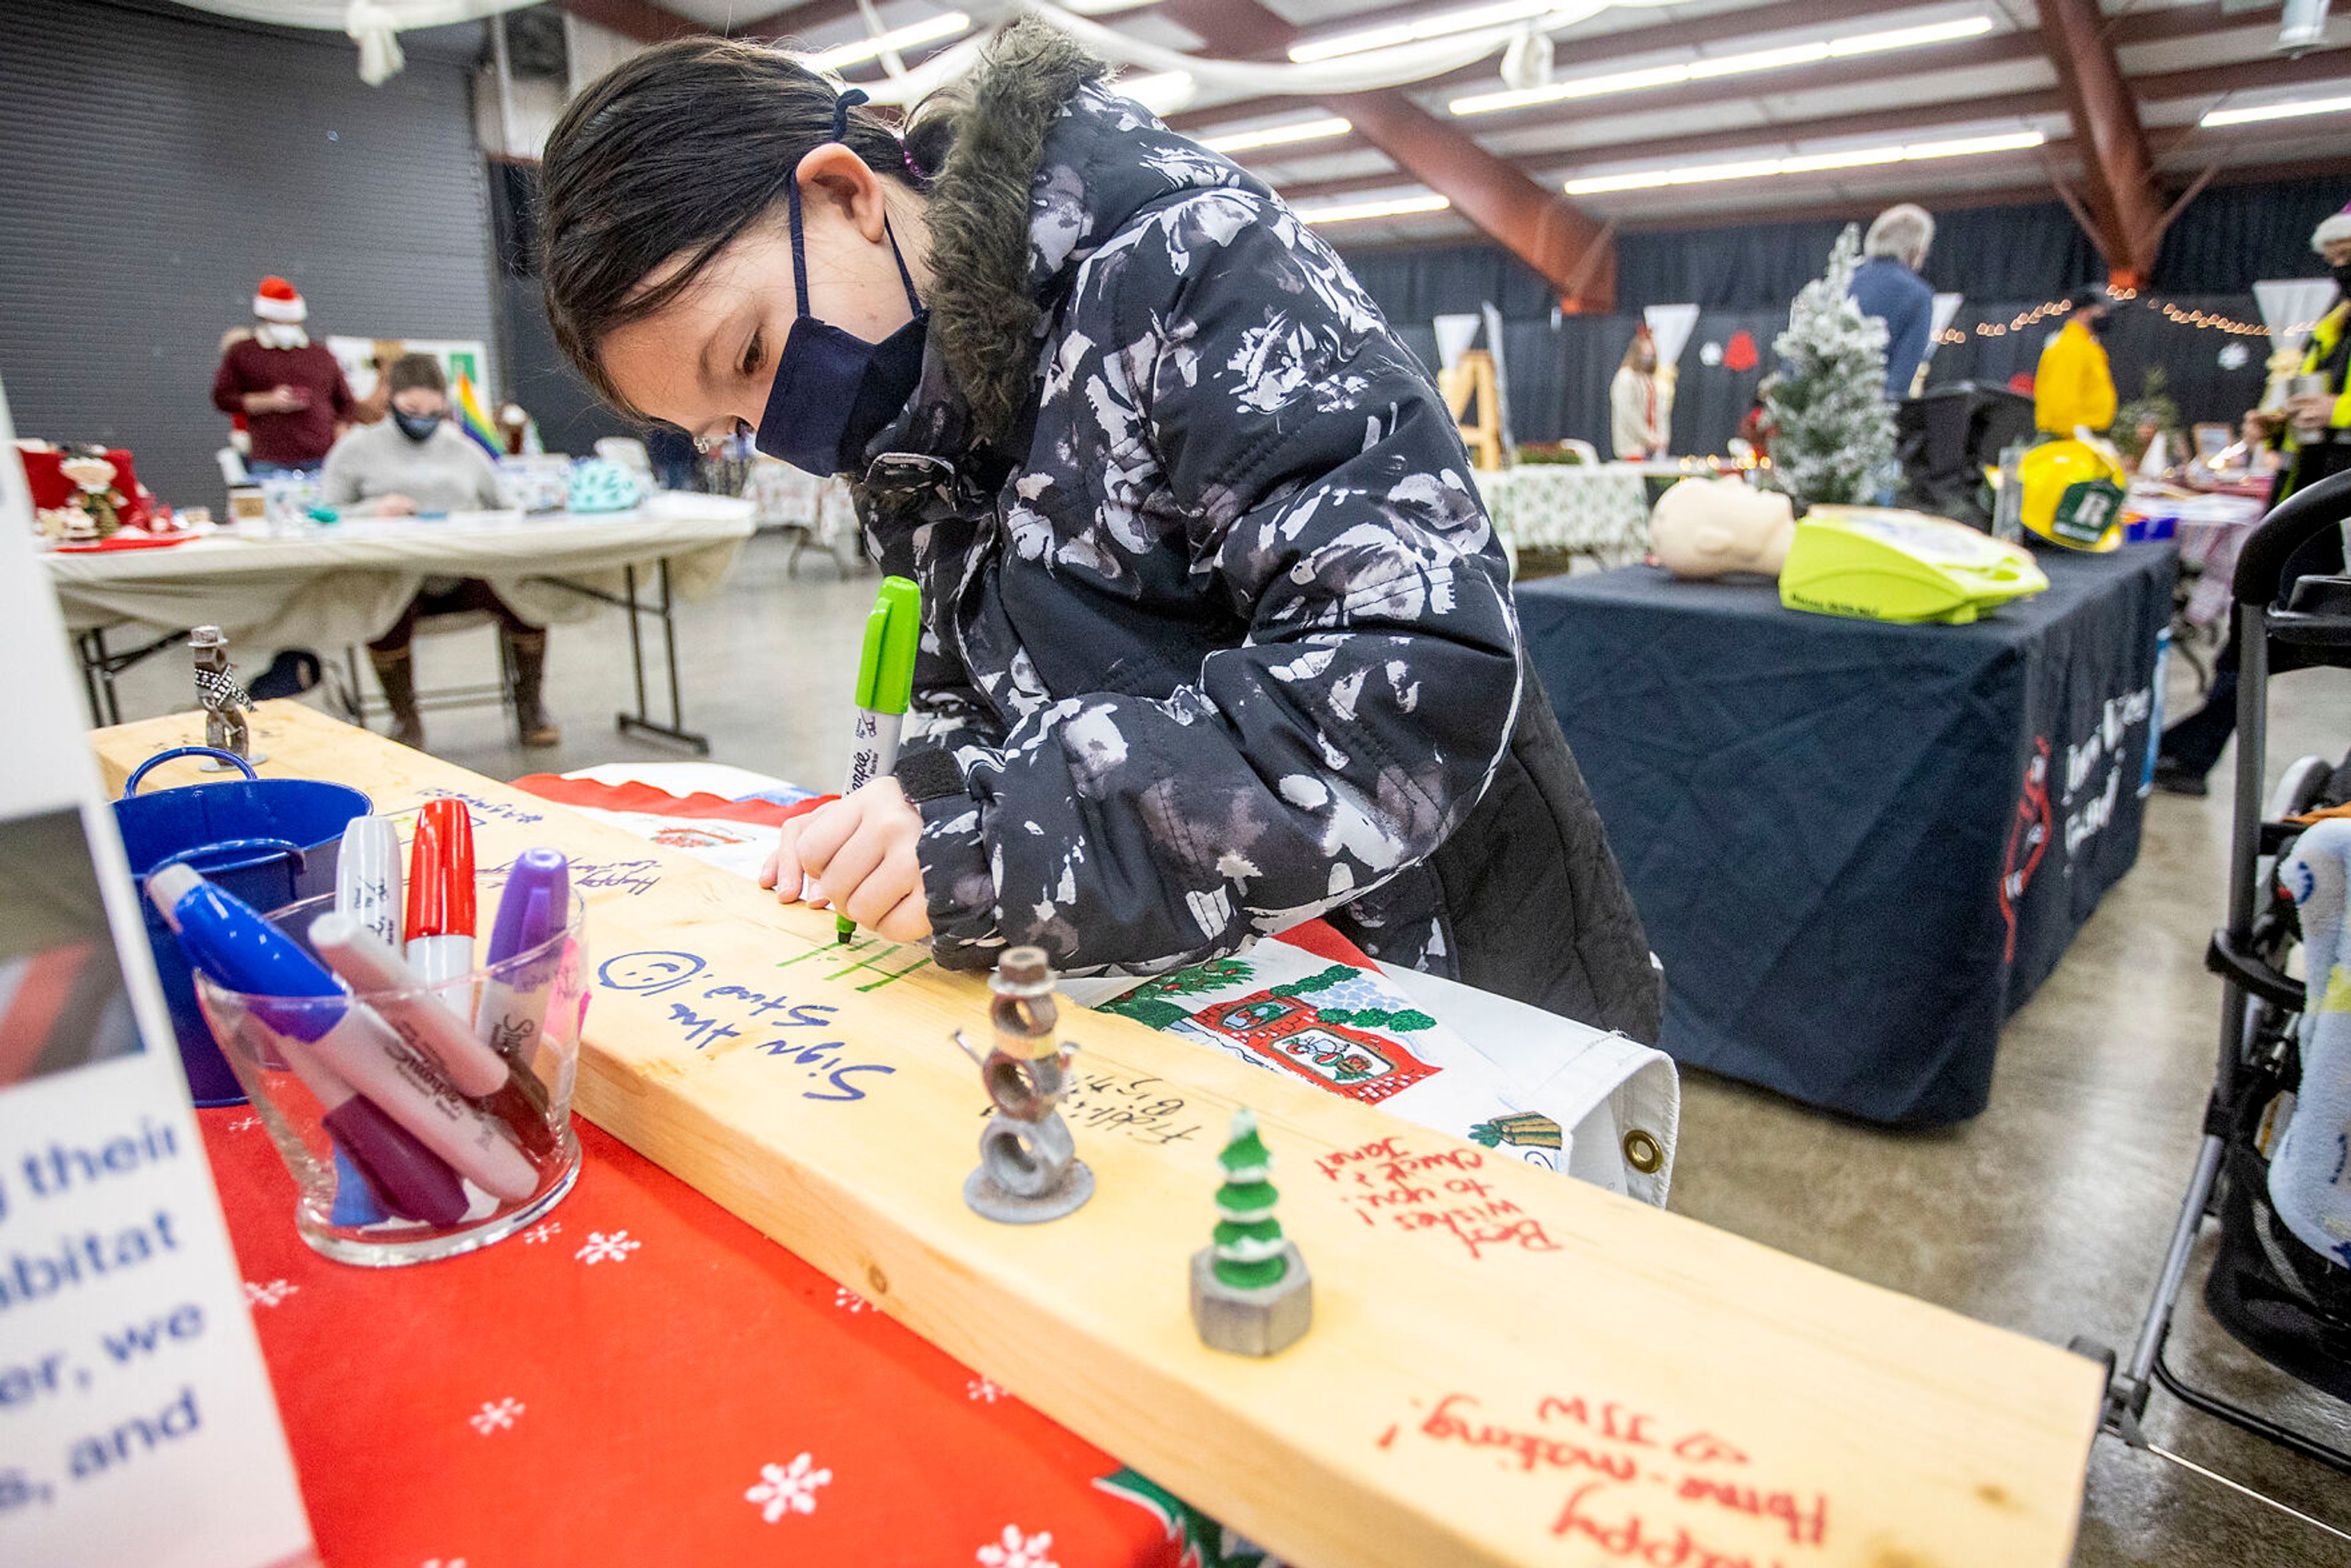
[{"xmin": 759, "ymin": 778, "xmax": 931, "ymax": 943}]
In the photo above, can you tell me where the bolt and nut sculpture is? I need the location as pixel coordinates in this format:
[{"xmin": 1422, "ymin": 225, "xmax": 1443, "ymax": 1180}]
[
  {"xmin": 952, "ymin": 947, "xmax": 1094, "ymax": 1223},
  {"xmin": 189, "ymin": 624, "xmax": 260, "ymax": 767}
]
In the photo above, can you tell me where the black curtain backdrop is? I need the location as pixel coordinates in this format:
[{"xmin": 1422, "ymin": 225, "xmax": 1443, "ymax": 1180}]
[
  {"xmin": 1391, "ymin": 297, "xmax": 2276, "ymax": 457},
  {"xmin": 486, "ymin": 157, "xmax": 637, "ymax": 457},
  {"xmin": 1338, "ymin": 175, "xmax": 2343, "ymax": 459}
]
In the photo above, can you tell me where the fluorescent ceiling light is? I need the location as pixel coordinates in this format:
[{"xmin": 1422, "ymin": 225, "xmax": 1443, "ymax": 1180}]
[
  {"xmin": 1201, "ymin": 116, "xmax": 1354, "ymax": 154},
  {"xmin": 2200, "ymin": 93, "xmax": 2351, "ymax": 127},
  {"xmin": 1564, "ymin": 128, "xmax": 2042, "ymax": 193},
  {"xmin": 1295, "ymin": 193, "xmax": 1453, "ymax": 225},
  {"xmin": 1452, "ymin": 14, "xmax": 1993, "ymax": 116},
  {"xmin": 809, "ymin": 10, "xmax": 970, "ymax": 71},
  {"xmin": 1289, "ymin": 0, "xmax": 1584, "ymax": 64},
  {"xmin": 1060, "ymin": 0, "xmax": 1160, "ymax": 13}
]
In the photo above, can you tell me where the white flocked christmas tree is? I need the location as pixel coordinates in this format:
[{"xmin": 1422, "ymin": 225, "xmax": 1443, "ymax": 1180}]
[{"xmin": 1763, "ymin": 224, "xmax": 1899, "ymax": 511}]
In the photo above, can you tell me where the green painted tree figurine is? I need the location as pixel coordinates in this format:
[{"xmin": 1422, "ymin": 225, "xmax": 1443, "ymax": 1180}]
[
  {"xmin": 1190, "ymin": 1108, "xmax": 1313, "ymax": 1356},
  {"xmin": 1212, "ymin": 1109, "xmax": 1289, "ymax": 1289}
]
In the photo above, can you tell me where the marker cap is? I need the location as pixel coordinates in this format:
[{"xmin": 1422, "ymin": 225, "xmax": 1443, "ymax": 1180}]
[
  {"xmin": 146, "ymin": 868, "xmax": 345, "ymax": 1038},
  {"xmin": 405, "ymin": 799, "xmax": 477, "ymax": 939},
  {"xmin": 488, "ymin": 849, "xmax": 570, "ymax": 966},
  {"xmin": 336, "ymin": 816, "xmax": 404, "ymax": 943},
  {"xmin": 853, "ymin": 576, "xmax": 922, "ymax": 716}
]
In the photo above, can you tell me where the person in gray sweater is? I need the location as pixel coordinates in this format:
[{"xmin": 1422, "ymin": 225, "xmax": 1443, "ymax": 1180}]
[{"xmin": 321, "ymin": 354, "xmax": 560, "ymax": 749}]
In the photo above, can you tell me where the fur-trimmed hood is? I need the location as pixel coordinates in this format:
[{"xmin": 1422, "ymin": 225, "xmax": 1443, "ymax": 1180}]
[{"xmin": 904, "ymin": 20, "xmax": 1267, "ymax": 447}]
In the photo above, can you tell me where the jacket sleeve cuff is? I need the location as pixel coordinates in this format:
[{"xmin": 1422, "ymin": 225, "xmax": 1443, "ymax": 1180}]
[{"xmin": 897, "ymin": 746, "xmax": 1001, "ymax": 962}]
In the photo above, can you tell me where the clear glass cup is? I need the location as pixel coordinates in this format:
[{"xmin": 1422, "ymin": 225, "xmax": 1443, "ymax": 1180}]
[{"xmin": 192, "ymin": 881, "xmax": 588, "ymax": 1266}]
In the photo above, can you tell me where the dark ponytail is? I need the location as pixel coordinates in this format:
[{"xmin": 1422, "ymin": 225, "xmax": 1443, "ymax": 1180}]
[{"xmin": 538, "ymin": 37, "xmax": 920, "ymax": 416}]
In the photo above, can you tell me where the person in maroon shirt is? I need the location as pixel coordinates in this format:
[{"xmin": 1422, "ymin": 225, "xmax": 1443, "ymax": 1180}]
[{"xmin": 210, "ymin": 276, "xmax": 358, "ymax": 473}]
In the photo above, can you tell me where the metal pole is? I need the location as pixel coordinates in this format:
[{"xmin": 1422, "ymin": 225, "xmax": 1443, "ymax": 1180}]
[
  {"xmin": 659, "ymin": 558, "xmax": 684, "ymax": 729},
  {"xmin": 623, "ymin": 561, "xmax": 648, "ymax": 722},
  {"xmin": 490, "ymin": 11, "xmax": 522, "ymax": 159}
]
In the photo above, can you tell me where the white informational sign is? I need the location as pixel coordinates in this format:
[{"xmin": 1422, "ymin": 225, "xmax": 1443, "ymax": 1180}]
[
  {"xmin": 328, "ymin": 335, "xmax": 492, "ymax": 402},
  {"xmin": 1641, "ymin": 302, "xmax": 1699, "ymax": 370},
  {"xmin": 1480, "ymin": 301, "xmax": 1515, "ymax": 454},
  {"xmin": 0, "ymin": 378, "xmax": 313, "ymax": 1566},
  {"xmin": 1431, "ymin": 313, "xmax": 1481, "ymax": 371},
  {"xmin": 1927, "ymin": 293, "xmax": 1965, "ymax": 361},
  {"xmin": 2252, "ymin": 279, "xmax": 2338, "ymax": 351}
]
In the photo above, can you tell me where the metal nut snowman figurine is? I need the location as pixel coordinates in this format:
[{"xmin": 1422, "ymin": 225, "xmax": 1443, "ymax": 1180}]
[
  {"xmin": 951, "ymin": 947, "xmax": 1094, "ymax": 1222},
  {"xmin": 189, "ymin": 625, "xmax": 261, "ymax": 768}
]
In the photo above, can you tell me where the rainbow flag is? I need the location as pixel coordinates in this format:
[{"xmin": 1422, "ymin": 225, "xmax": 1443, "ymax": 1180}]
[{"xmin": 452, "ymin": 371, "xmax": 502, "ymax": 456}]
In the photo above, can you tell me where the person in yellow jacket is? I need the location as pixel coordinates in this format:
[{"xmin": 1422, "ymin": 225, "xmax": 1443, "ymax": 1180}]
[
  {"xmin": 2033, "ymin": 288, "xmax": 2118, "ymax": 435},
  {"xmin": 2155, "ymin": 202, "xmax": 2351, "ymax": 795}
]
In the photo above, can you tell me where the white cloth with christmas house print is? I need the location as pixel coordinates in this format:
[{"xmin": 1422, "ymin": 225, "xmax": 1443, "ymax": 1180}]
[{"xmin": 523, "ymin": 765, "xmax": 1680, "ymax": 1207}]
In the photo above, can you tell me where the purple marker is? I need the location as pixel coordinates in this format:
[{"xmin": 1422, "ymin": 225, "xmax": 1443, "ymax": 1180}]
[
  {"xmin": 279, "ymin": 1039, "xmax": 469, "ymax": 1227},
  {"xmin": 474, "ymin": 849, "xmax": 571, "ymax": 1070}
]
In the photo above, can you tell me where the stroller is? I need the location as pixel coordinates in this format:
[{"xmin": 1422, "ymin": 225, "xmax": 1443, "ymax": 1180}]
[{"xmin": 2073, "ymin": 467, "xmax": 2351, "ymax": 1525}]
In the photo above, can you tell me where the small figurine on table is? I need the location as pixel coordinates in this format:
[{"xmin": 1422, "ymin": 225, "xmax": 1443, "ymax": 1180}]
[
  {"xmin": 1190, "ymin": 1108, "xmax": 1312, "ymax": 1357},
  {"xmin": 951, "ymin": 946, "xmax": 1093, "ymax": 1223},
  {"xmin": 190, "ymin": 625, "xmax": 262, "ymax": 768}
]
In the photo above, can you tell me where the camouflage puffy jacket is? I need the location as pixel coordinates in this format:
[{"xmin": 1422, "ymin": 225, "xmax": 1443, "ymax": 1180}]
[{"xmin": 865, "ymin": 23, "xmax": 1661, "ymax": 1038}]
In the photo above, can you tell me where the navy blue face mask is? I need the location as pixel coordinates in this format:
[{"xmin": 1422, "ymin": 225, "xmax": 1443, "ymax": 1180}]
[
  {"xmin": 754, "ymin": 93, "xmax": 928, "ymax": 478},
  {"xmin": 392, "ymin": 409, "xmax": 443, "ymax": 443}
]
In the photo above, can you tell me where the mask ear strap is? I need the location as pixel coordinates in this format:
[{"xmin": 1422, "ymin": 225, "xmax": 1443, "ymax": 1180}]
[
  {"xmin": 798, "ymin": 89, "xmax": 920, "ymax": 318},
  {"xmin": 786, "ymin": 171, "xmax": 812, "ymax": 321}
]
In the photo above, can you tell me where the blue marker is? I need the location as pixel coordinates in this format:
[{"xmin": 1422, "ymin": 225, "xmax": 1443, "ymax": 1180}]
[{"xmin": 147, "ymin": 865, "xmax": 536, "ymax": 1206}]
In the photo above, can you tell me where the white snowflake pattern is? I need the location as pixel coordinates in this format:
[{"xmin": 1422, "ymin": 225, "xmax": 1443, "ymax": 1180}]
[
  {"xmin": 468, "ymin": 1398, "xmax": 525, "ymax": 1435},
  {"xmin": 228, "ymin": 1115, "xmax": 260, "ymax": 1131},
  {"xmin": 574, "ymin": 1229, "xmax": 641, "ymax": 1265},
  {"xmin": 967, "ymin": 1378, "xmax": 1005, "ymax": 1403},
  {"xmin": 834, "ymin": 1286, "xmax": 871, "ymax": 1313},
  {"xmin": 977, "ymin": 1525, "xmax": 1059, "ymax": 1568},
  {"xmin": 521, "ymin": 1221, "xmax": 563, "ymax": 1245},
  {"xmin": 243, "ymin": 1280, "xmax": 298, "ymax": 1308},
  {"xmin": 421, "ymin": 1559, "xmax": 467, "ymax": 1567},
  {"xmin": 745, "ymin": 1453, "xmax": 833, "ymax": 1522}
]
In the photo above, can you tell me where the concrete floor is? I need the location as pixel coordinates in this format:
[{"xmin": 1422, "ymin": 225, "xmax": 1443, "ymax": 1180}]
[{"xmin": 97, "ymin": 532, "xmax": 2351, "ymax": 1562}]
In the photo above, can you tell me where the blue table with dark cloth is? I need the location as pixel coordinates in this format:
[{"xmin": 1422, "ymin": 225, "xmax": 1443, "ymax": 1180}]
[{"xmin": 1517, "ymin": 544, "xmax": 2178, "ymax": 1125}]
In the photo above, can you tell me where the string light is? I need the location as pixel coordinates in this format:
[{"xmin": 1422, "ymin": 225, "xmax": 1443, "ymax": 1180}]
[{"xmin": 1929, "ymin": 291, "xmax": 2288, "ymax": 343}]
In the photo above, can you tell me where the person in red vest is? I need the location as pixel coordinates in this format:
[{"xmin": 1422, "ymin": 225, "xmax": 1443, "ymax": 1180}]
[{"xmin": 209, "ymin": 276, "xmax": 358, "ymax": 475}]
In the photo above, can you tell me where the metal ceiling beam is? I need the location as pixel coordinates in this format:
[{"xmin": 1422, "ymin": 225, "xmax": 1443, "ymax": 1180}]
[
  {"xmin": 2033, "ymin": 0, "xmax": 2168, "ymax": 285},
  {"xmin": 1161, "ymin": 0, "xmax": 1617, "ymax": 309},
  {"xmin": 1168, "ymin": 1, "xmax": 2296, "ymax": 133}
]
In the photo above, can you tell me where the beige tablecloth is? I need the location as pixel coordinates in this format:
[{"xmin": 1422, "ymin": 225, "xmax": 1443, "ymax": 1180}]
[
  {"xmin": 1473, "ymin": 463, "xmax": 1651, "ymax": 558},
  {"xmin": 42, "ymin": 498, "xmax": 754, "ymax": 659}
]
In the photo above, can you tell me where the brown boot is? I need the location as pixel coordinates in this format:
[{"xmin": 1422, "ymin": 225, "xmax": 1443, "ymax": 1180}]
[
  {"xmin": 506, "ymin": 628, "xmax": 561, "ymax": 748},
  {"xmin": 368, "ymin": 646, "xmax": 426, "ymax": 750}
]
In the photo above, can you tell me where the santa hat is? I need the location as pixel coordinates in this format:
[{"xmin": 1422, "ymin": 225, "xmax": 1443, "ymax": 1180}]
[
  {"xmin": 253, "ymin": 276, "xmax": 306, "ymax": 324},
  {"xmin": 2314, "ymin": 201, "xmax": 2351, "ymax": 252}
]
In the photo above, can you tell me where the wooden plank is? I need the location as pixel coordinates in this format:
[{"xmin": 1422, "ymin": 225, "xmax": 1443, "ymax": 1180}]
[{"xmin": 97, "ymin": 703, "xmax": 2102, "ymax": 1568}]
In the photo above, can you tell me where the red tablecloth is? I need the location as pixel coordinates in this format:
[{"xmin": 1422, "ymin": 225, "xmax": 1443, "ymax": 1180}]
[{"xmin": 202, "ymin": 1109, "xmax": 1196, "ymax": 1567}]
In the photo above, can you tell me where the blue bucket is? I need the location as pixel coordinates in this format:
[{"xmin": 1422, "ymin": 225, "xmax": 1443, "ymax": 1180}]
[{"xmin": 114, "ymin": 746, "xmax": 372, "ymax": 1106}]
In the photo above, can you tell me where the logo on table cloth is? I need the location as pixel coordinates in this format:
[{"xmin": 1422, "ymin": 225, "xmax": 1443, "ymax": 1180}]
[
  {"xmin": 2000, "ymin": 737, "xmax": 2052, "ymax": 964},
  {"xmin": 1106, "ymin": 961, "xmax": 1438, "ymax": 1106}
]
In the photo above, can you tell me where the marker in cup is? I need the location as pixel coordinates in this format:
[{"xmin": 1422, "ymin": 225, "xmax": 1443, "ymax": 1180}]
[{"xmin": 148, "ymin": 865, "xmax": 538, "ymax": 1204}]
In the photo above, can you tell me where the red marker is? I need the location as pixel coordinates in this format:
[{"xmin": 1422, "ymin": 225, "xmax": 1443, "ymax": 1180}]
[{"xmin": 404, "ymin": 799, "xmax": 477, "ymax": 991}]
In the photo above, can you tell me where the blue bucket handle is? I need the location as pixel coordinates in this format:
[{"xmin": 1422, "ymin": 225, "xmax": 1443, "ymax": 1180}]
[
  {"xmin": 151, "ymin": 837, "xmax": 307, "ymax": 883},
  {"xmin": 124, "ymin": 746, "xmax": 258, "ymax": 797}
]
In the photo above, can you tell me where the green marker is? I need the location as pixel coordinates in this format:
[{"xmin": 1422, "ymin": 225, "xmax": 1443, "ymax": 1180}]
[{"xmin": 821, "ymin": 575, "xmax": 921, "ymax": 943}]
